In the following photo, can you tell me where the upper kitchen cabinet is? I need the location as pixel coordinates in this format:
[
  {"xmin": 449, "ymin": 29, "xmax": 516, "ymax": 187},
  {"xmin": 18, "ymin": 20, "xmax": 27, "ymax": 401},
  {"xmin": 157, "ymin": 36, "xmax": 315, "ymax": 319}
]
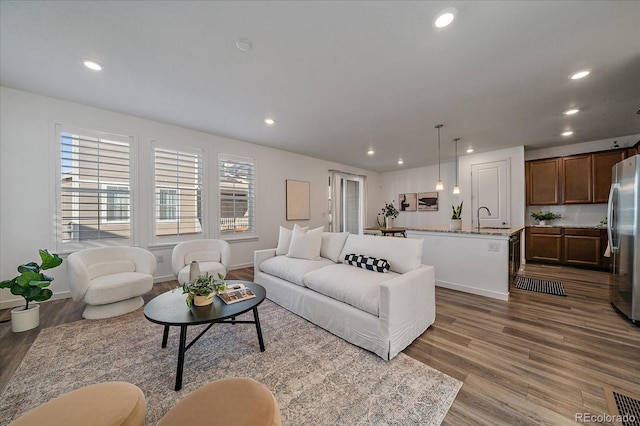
[
  {"xmin": 592, "ymin": 150, "xmax": 625, "ymax": 203},
  {"xmin": 562, "ymin": 154, "xmax": 592, "ymax": 204},
  {"xmin": 526, "ymin": 148, "xmax": 629, "ymax": 205},
  {"xmin": 527, "ymin": 158, "xmax": 561, "ymax": 205}
]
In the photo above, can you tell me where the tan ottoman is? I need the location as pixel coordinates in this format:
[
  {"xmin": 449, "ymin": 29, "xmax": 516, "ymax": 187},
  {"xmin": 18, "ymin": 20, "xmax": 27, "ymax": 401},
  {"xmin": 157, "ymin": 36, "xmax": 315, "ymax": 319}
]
[
  {"xmin": 10, "ymin": 382, "xmax": 146, "ymax": 426},
  {"xmin": 158, "ymin": 377, "xmax": 282, "ymax": 426}
]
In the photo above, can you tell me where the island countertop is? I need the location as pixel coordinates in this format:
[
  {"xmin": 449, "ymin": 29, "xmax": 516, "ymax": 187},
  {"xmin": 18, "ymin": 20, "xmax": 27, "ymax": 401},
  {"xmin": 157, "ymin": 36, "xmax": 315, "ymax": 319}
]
[{"xmin": 406, "ymin": 225, "xmax": 523, "ymax": 237}]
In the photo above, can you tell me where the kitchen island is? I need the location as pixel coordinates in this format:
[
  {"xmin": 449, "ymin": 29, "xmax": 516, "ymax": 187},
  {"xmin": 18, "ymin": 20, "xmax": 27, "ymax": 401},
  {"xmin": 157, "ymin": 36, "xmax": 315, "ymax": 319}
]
[{"xmin": 406, "ymin": 225, "xmax": 523, "ymax": 300}]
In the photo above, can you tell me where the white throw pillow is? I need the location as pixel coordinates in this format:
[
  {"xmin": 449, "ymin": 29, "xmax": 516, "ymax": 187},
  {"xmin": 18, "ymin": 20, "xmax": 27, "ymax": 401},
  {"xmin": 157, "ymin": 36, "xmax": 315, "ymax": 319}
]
[
  {"xmin": 320, "ymin": 232, "xmax": 350, "ymax": 262},
  {"xmin": 276, "ymin": 225, "xmax": 308, "ymax": 256},
  {"xmin": 287, "ymin": 225, "xmax": 323, "ymax": 260}
]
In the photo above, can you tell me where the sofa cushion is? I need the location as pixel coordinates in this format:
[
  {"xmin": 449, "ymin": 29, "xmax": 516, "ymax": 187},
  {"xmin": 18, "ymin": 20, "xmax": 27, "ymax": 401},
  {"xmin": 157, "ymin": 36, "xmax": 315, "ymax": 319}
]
[
  {"xmin": 84, "ymin": 272, "xmax": 153, "ymax": 305},
  {"xmin": 185, "ymin": 250, "xmax": 221, "ymax": 264},
  {"xmin": 287, "ymin": 226, "xmax": 323, "ymax": 260},
  {"xmin": 339, "ymin": 234, "xmax": 422, "ymax": 274},
  {"xmin": 259, "ymin": 256, "xmax": 334, "ymax": 287},
  {"xmin": 344, "ymin": 253, "xmax": 390, "ymax": 273},
  {"xmin": 87, "ymin": 261, "xmax": 136, "ymax": 280},
  {"xmin": 303, "ymin": 264, "xmax": 399, "ymax": 316},
  {"xmin": 320, "ymin": 232, "xmax": 349, "ymax": 262},
  {"xmin": 276, "ymin": 225, "xmax": 308, "ymax": 256}
]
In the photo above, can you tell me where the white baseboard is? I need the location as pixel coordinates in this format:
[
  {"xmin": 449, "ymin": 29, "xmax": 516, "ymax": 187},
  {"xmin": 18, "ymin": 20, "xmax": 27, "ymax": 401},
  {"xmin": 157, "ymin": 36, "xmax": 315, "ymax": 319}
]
[
  {"xmin": 436, "ymin": 280, "xmax": 509, "ymax": 301},
  {"xmin": 0, "ymin": 291, "xmax": 72, "ymax": 310}
]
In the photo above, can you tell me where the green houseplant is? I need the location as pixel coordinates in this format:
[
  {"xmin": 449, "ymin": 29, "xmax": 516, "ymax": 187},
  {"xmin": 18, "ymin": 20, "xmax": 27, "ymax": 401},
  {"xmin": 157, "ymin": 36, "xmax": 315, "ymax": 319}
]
[
  {"xmin": 180, "ymin": 272, "xmax": 227, "ymax": 308},
  {"xmin": 530, "ymin": 211, "xmax": 561, "ymax": 225},
  {"xmin": 380, "ymin": 201, "xmax": 399, "ymax": 228},
  {"xmin": 0, "ymin": 249, "xmax": 63, "ymax": 332},
  {"xmin": 450, "ymin": 201, "xmax": 463, "ymax": 230}
]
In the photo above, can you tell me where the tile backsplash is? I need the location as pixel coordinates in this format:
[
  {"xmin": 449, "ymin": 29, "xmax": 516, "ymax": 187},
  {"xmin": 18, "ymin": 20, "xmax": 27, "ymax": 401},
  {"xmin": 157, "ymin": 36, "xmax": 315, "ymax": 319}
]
[{"xmin": 526, "ymin": 204, "xmax": 607, "ymax": 227}]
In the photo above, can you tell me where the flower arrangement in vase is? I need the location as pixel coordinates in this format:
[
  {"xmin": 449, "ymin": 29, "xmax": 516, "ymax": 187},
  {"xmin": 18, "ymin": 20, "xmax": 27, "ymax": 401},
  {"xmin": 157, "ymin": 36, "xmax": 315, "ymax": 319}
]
[
  {"xmin": 180, "ymin": 273, "xmax": 227, "ymax": 308},
  {"xmin": 380, "ymin": 201, "xmax": 399, "ymax": 229}
]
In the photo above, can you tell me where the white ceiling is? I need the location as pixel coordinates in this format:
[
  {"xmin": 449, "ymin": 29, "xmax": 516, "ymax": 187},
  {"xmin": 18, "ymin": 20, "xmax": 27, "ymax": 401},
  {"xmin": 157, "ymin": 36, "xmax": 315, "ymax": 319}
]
[{"xmin": 1, "ymin": 1, "xmax": 639, "ymax": 172}]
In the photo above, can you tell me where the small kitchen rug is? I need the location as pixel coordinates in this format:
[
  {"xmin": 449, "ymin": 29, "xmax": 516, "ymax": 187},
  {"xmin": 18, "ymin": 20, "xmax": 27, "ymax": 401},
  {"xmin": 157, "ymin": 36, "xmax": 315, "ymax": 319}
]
[{"xmin": 515, "ymin": 276, "xmax": 567, "ymax": 296}]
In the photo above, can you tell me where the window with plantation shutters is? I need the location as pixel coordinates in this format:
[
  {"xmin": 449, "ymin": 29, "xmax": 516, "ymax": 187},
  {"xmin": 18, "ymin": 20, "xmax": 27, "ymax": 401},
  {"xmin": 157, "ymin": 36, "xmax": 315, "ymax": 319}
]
[
  {"xmin": 58, "ymin": 126, "xmax": 132, "ymax": 248},
  {"xmin": 154, "ymin": 147, "xmax": 203, "ymax": 238},
  {"xmin": 218, "ymin": 154, "xmax": 255, "ymax": 237}
]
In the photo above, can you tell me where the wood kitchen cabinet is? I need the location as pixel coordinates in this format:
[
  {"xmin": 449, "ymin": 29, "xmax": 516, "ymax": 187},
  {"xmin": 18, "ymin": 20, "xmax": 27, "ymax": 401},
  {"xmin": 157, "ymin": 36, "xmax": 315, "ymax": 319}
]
[
  {"xmin": 562, "ymin": 155, "xmax": 592, "ymax": 203},
  {"xmin": 592, "ymin": 150, "xmax": 625, "ymax": 203},
  {"xmin": 526, "ymin": 227, "xmax": 610, "ymax": 270},
  {"xmin": 564, "ymin": 228, "xmax": 601, "ymax": 267},
  {"xmin": 527, "ymin": 158, "xmax": 561, "ymax": 205},
  {"xmin": 526, "ymin": 149, "xmax": 628, "ymax": 205},
  {"xmin": 526, "ymin": 227, "xmax": 562, "ymax": 263}
]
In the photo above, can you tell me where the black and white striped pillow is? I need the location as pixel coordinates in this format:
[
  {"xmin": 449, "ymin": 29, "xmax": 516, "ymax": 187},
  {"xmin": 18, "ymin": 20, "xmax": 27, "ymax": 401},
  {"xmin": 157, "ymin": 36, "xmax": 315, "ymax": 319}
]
[{"xmin": 344, "ymin": 253, "xmax": 390, "ymax": 273}]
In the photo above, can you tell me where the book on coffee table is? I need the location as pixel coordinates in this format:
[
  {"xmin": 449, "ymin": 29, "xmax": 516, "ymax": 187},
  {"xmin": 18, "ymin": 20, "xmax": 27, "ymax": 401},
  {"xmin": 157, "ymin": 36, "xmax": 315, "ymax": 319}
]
[{"xmin": 218, "ymin": 285, "xmax": 256, "ymax": 304}]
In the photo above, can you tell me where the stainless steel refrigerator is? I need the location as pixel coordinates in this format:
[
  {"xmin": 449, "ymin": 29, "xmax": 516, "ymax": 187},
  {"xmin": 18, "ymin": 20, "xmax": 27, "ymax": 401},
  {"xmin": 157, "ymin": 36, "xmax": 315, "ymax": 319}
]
[{"xmin": 607, "ymin": 154, "xmax": 640, "ymax": 324}]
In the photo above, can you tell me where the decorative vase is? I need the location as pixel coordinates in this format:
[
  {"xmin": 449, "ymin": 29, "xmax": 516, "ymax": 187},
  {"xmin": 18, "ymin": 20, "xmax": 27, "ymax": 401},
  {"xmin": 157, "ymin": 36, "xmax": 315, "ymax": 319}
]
[
  {"xmin": 538, "ymin": 220, "xmax": 546, "ymax": 226},
  {"xmin": 450, "ymin": 219, "xmax": 462, "ymax": 230},
  {"xmin": 11, "ymin": 304, "xmax": 40, "ymax": 332},
  {"xmin": 385, "ymin": 218, "xmax": 393, "ymax": 229},
  {"xmin": 191, "ymin": 292, "xmax": 215, "ymax": 307},
  {"xmin": 189, "ymin": 261, "xmax": 201, "ymax": 282}
]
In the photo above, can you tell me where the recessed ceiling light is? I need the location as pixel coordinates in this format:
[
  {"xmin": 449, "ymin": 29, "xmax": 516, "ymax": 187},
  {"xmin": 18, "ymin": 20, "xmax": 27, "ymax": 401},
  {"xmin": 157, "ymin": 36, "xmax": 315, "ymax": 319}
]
[
  {"xmin": 367, "ymin": 149, "xmax": 375, "ymax": 155},
  {"xmin": 564, "ymin": 108, "xmax": 580, "ymax": 115},
  {"xmin": 562, "ymin": 131, "xmax": 574, "ymax": 136},
  {"xmin": 570, "ymin": 70, "xmax": 590, "ymax": 80},
  {"xmin": 434, "ymin": 8, "xmax": 457, "ymax": 28},
  {"xmin": 83, "ymin": 60, "xmax": 102, "ymax": 71},
  {"xmin": 264, "ymin": 118, "xmax": 275, "ymax": 125},
  {"xmin": 466, "ymin": 148, "xmax": 474, "ymax": 153},
  {"xmin": 397, "ymin": 159, "xmax": 404, "ymax": 165},
  {"xmin": 236, "ymin": 38, "xmax": 252, "ymax": 52}
]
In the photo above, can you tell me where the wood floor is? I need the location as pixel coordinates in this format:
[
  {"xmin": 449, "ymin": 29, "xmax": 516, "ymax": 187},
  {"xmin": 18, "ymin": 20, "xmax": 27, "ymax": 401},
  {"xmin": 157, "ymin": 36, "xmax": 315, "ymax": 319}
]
[{"xmin": 2, "ymin": 265, "xmax": 639, "ymax": 425}]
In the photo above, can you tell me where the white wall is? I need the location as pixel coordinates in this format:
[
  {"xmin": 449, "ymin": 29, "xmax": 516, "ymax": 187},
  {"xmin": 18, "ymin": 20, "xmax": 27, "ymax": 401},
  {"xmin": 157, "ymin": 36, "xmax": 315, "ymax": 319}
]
[
  {"xmin": 378, "ymin": 162, "xmax": 457, "ymax": 228},
  {"xmin": 525, "ymin": 134, "xmax": 639, "ymax": 161},
  {"xmin": 0, "ymin": 86, "xmax": 380, "ymax": 308}
]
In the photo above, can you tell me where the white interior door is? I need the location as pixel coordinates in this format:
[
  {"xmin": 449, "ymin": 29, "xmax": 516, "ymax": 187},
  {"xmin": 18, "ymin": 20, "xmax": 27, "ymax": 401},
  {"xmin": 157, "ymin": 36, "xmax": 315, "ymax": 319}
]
[{"xmin": 471, "ymin": 159, "xmax": 510, "ymax": 228}]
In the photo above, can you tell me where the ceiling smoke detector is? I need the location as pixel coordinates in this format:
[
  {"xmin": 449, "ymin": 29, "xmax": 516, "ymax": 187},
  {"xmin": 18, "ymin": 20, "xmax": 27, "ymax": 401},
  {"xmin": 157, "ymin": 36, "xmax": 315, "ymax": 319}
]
[{"xmin": 236, "ymin": 38, "xmax": 252, "ymax": 52}]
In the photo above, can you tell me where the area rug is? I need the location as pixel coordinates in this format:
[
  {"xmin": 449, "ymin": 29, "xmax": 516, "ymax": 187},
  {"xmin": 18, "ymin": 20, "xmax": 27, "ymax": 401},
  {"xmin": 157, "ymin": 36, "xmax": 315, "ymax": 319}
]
[
  {"xmin": 0, "ymin": 299, "xmax": 461, "ymax": 425},
  {"xmin": 515, "ymin": 275, "xmax": 567, "ymax": 296}
]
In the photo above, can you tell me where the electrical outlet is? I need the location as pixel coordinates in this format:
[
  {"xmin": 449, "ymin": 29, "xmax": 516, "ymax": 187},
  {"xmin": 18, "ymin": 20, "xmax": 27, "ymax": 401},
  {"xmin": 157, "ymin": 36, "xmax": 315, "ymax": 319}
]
[
  {"xmin": 156, "ymin": 255, "xmax": 164, "ymax": 263},
  {"xmin": 488, "ymin": 242, "xmax": 500, "ymax": 252}
]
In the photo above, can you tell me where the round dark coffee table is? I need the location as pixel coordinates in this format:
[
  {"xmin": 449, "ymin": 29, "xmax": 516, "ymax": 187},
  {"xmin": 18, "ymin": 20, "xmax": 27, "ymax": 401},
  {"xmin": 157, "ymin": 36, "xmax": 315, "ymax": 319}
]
[{"xmin": 144, "ymin": 281, "xmax": 266, "ymax": 390}]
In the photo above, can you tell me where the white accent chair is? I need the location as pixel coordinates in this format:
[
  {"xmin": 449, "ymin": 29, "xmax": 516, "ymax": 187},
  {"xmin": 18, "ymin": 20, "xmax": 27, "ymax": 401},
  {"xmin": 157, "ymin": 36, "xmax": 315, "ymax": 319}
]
[
  {"xmin": 67, "ymin": 247, "xmax": 156, "ymax": 319},
  {"xmin": 172, "ymin": 240, "xmax": 231, "ymax": 284}
]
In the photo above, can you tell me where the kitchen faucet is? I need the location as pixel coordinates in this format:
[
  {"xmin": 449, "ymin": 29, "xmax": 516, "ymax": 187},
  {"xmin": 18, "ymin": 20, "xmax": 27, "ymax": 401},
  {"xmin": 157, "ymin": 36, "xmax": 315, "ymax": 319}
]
[{"xmin": 477, "ymin": 206, "xmax": 492, "ymax": 230}]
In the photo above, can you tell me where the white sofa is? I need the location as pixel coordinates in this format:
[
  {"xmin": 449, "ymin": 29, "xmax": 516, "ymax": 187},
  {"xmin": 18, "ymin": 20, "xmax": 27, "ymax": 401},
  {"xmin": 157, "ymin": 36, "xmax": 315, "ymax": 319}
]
[
  {"xmin": 254, "ymin": 231, "xmax": 435, "ymax": 360},
  {"xmin": 67, "ymin": 247, "xmax": 156, "ymax": 319}
]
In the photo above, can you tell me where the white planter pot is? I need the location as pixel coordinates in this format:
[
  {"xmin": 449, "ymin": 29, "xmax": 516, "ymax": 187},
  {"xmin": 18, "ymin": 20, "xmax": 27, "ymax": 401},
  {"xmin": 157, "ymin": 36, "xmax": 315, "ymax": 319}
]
[
  {"xmin": 11, "ymin": 304, "xmax": 40, "ymax": 332},
  {"xmin": 450, "ymin": 219, "xmax": 462, "ymax": 230},
  {"xmin": 385, "ymin": 218, "xmax": 393, "ymax": 229}
]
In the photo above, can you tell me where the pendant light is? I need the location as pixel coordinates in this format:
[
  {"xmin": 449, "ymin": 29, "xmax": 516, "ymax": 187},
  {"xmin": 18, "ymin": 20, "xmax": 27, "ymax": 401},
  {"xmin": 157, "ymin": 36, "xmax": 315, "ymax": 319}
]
[
  {"xmin": 435, "ymin": 124, "xmax": 444, "ymax": 191},
  {"xmin": 453, "ymin": 138, "xmax": 460, "ymax": 194}
]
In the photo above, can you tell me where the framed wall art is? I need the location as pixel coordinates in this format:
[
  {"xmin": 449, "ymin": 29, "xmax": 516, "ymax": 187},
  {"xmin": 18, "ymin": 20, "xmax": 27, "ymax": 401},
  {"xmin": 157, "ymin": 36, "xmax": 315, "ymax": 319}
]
[
  {"xmin": 418, "ymin": 192, "xmax": 438, "ymax": 211},
  {"xmin": 398, "ymin": 193, "xmax": 417, "ymax": 211},
  {"xmin": 286, "ymin": 180, "xmax": 310, "ymax": 220}
]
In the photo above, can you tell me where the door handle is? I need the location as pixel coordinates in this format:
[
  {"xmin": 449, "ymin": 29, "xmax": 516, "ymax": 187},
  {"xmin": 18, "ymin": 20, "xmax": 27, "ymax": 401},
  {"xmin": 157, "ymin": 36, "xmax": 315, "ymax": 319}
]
[{"xmin": 607, "ymin": 183, "xmax": 619, "ymax": 254}]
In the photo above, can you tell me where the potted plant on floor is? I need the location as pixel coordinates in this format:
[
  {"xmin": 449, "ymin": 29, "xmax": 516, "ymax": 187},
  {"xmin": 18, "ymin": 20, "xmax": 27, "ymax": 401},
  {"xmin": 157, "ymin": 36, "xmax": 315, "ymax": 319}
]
[
  {"xmin": 530, "ymin": 211, "xmax": 561, "ymax": 226},
  {"xmin": 181, "ymin": 273, "xmax": 227, "ymax": 308},
  {"xmin": 0, "ymin": 249, "xmax": 63, "ymax": 332},
  {"xmin": 450, "ymin": 201, "xmax": 463, "ymax": 230},
  {"xmin": 381, "ymin": 201, "xmax": 399, "ymax": 229}
]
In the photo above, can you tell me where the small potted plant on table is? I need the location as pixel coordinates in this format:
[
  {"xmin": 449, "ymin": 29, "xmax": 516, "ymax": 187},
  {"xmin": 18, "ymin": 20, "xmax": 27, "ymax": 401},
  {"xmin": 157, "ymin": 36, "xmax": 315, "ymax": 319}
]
[
  {"xmin": 181, "ymin": 273, "xmax": 227, "ymax": 308},
  {"xmin": 530, "ymin": 211, "xmax": 561, "ymax": 226},
  {"xmin": 0, "ymin": 249, "xmax": 63, "ymax": 332},
  {"xmin": 450, "ymin": 201, "xmax": 463, "ymax": 230}
]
